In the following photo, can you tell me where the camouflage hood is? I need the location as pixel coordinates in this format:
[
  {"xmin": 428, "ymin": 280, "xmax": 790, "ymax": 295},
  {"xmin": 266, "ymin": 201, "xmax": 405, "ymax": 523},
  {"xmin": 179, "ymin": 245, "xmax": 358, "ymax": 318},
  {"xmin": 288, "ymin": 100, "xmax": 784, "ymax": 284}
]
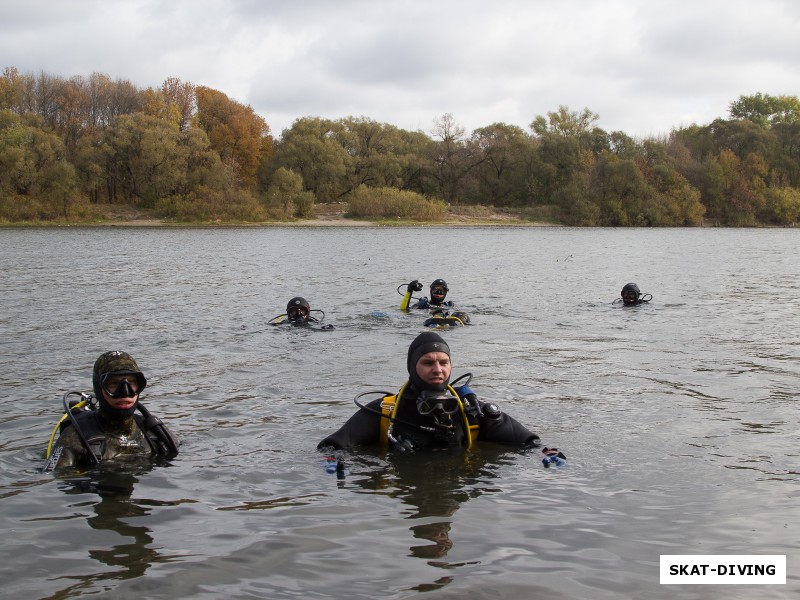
[{"xmin": 93, "ymin": 351, "xmax": 142, "ymax": 378}]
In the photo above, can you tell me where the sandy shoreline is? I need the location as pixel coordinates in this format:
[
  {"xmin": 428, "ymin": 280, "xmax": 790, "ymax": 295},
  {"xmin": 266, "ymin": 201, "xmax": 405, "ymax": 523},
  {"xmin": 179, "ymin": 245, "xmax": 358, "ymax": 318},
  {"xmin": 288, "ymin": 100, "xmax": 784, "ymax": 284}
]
[
  {"xmin": 95, "ymin": 217, "xmax": 549, "ymax": 227},
  {"xmin": 4, "ymin": 203, "xmax": 553, "ymax": 227}
]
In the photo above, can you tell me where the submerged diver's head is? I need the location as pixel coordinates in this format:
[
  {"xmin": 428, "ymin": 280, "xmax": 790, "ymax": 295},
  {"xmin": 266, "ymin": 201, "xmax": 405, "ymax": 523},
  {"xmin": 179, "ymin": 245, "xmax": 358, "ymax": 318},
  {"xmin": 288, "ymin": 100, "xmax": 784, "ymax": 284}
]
[
  {"xmin": 621, "ymin": 282, "xmax": 641, "ymax": 306},
  {"xmin": 429, "ymin": 279, "xmax": 449, "ymax": 305},
  {"xmin": 407, "ymin": 332, "xmax": 451, "ymax": 392},
  {"xmin": 92, "ymin": 351, "xmax": 147, "ymax": 419},
  {"xmin": 286, "ymin": 297, "xmax": 311, "ymax": 323}
]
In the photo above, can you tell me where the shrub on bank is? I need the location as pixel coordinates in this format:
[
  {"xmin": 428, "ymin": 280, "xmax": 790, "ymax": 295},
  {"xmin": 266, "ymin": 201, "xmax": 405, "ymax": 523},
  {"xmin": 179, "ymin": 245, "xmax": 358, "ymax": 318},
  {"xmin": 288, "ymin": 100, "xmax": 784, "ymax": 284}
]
[
  {"xmin": 346, "ymin": 186, "xmax": 447, "ymax": 221},
  {"xmin": 154, "ymin": 187, "xmax": 268, "ymax": 222}
]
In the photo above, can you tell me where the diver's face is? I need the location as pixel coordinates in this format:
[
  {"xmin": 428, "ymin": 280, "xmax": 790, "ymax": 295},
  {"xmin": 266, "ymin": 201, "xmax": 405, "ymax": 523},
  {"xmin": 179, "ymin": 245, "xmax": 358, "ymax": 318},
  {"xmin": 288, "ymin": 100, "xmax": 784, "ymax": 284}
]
[
  {"xmin": 287, "ymin": 305, "xmax": 309, "ymax": 322},
  {"xmin": 415, "ymin": 352, "xmax": 451, "ymax": 386},
  {"xmin": 101, "ymin": 374, "xmax": 140, "ymax": 410},
  {"xmin": 430, "ymin": 286, "xmax": 447, "ymax": 303},
  {"xmin": 622, "ymin": 290, "xmax": 638, "ymax": 305}
]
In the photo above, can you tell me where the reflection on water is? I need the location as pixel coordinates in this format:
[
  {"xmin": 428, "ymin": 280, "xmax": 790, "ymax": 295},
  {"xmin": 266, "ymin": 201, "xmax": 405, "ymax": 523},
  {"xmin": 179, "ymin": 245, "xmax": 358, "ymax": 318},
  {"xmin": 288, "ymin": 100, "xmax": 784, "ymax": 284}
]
[
  {"xmin": 41, "ymin": 465, "xmax": 196, "ymax": 598},
  {"xmin": 347, "ymin": 448, "xmax": 513, "ymax": 564},
  {"xmin": 59, "ymin": 470, "xmax": 156, "ymax": 585},
  {"xmin": 1, "ymin": 227, "xmax": 799, "ymax": 599}
]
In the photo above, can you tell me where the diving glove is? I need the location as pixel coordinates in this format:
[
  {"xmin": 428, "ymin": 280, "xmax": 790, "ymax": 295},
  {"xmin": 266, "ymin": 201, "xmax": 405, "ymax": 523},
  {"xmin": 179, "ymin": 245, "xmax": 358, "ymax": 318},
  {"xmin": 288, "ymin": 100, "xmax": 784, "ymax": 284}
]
[
  {"xmin": 392, "ymin": 435, "xmax": 414, "ymax": 453},
  {"xmin": 406, "ymin": 280, "xmax": 423, "ymax": 293}
]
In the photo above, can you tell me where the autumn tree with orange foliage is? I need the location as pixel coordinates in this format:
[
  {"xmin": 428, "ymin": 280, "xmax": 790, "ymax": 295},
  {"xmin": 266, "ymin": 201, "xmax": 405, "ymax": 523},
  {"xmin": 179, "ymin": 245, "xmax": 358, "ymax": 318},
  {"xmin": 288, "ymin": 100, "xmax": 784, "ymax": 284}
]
[{"xmin": 194, "ymin": 86, "xmax": 273, "ymax": 190}]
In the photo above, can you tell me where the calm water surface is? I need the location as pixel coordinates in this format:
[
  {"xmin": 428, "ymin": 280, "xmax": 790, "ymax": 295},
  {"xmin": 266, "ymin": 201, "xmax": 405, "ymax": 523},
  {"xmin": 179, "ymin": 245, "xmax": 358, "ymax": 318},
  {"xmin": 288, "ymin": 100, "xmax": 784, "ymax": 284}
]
[{"xmin": 0, "ymin": 226, "xmax": 798, "ymax": 599}]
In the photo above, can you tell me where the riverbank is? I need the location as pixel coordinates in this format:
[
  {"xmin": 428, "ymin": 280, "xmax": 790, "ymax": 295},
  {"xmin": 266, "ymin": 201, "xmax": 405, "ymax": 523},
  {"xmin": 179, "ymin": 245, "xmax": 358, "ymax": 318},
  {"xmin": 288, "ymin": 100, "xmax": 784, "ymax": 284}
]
[
  {"xmin": 3, "ymin": 202, "xmax": 555, "ymax": 227},
  {"xmin": 290, "ymin": 202, "xmax": 549, "ymax": 226}
]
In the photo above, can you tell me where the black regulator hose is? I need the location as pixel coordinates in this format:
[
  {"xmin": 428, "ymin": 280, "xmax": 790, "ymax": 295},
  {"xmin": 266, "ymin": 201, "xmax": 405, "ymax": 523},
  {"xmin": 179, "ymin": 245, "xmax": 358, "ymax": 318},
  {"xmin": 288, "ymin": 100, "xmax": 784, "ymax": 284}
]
[
  {"xmin": 62, "ymin": 391, "xmax": 101, "ymax": 466},
  {"xmin": 136, "ymin": 401, "xmax": 180, "ymax": 457},
  {"xmin": 353, "ymin": 391, "xmax": 437, "ymax": 433}
]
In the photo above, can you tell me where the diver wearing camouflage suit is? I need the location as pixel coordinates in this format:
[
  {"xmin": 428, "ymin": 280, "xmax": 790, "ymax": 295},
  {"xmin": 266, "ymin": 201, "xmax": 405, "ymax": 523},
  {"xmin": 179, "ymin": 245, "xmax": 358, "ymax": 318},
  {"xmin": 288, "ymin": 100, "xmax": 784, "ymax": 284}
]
[{"xmin": 52, "ymin": 351, "xmax": 178, "ymax": 473}]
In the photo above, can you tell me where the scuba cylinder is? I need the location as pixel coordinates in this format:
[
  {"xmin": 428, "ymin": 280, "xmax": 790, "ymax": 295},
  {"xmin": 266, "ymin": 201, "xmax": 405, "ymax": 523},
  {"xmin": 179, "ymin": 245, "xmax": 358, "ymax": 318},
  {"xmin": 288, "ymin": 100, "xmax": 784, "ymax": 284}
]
[{"xmin": 399, "ymin": 280, "xmax": 423, "ymax": 311}]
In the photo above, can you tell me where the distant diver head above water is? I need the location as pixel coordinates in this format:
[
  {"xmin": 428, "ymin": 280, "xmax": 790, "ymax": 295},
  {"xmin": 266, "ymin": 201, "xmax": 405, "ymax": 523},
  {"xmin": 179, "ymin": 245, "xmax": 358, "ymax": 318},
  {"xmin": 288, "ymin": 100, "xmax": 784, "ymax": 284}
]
[
  {"xmin": 429, "ymin": 279, "xmax": 449, "ymax": 305},
  {"xmin": 621, "ymin": 282, "xmax": 641, "ymax": 306},
  {"xmin": 286, "ymin": 297, "xmax": 311, "ymax": 323},
  {"xmin": 92, "ymin": 350, "xmax": 147, "ymax": 420},
  {"xmin": 407, "ymin": 331, "xmax": 451, "ymax": 393}
]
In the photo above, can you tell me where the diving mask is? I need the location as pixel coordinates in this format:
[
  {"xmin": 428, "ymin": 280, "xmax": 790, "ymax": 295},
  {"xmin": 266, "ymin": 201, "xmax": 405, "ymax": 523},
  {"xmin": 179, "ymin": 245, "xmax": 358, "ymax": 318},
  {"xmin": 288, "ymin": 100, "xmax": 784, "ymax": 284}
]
[
  {"xmin": 288, "ymin": 306, "xmax": 310, "ymax": 322},
  {"xmin": 101, "ymin": 373, "xmax": 145, "ymax": 398},
  {"xmin": 416, "ymin": 390, "xmax": 460, "ymax": 415},
  {"xmin": 622, "ymin": 291, "xmax": 639, "ymax": 303}
]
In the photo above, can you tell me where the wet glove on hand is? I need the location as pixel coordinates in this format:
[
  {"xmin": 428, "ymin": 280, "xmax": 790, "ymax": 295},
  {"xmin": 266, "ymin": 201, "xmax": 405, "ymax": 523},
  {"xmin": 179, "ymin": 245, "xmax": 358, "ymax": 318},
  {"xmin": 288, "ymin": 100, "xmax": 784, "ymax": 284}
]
[{"xmin": 391, "ymin": 434, "xmax": 414, "ymax": 453}]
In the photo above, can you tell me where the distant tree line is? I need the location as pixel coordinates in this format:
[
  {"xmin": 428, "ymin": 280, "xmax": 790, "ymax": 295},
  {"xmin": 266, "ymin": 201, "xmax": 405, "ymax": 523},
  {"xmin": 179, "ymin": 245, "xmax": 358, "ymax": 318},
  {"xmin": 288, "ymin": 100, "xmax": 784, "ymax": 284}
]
[{"xmin": 1, "ymin": 66, "xmax": 799, "ymax": 225}]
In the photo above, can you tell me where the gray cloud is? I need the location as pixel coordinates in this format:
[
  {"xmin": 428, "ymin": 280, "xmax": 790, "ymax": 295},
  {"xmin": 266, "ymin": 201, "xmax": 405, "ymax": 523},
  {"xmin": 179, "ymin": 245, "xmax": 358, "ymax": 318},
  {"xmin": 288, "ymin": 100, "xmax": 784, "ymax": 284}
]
[{"xmin": 2, "ymin": 0, "xmax": 797, "ymax": 139}]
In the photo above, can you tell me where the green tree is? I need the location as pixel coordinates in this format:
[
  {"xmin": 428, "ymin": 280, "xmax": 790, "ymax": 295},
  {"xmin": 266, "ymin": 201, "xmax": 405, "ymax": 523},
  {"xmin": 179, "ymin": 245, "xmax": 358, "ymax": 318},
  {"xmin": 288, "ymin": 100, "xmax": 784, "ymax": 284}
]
[
  {"xmin": 394, "ymin": 128, "xmax": 438, "ymax": 196},
  {"xmin": 729, "ymin": 93, "xmax": 800, "ymax": 127},
  {"xmin": 72, "ymin": 127, "xmax": 106, "ymax": 203},
  {"xmin": 536, "ymin": 134, "xmax": 582, "ymax": 200},
  {"xmin": 714, "ymin": 149, "xmax": 769, "ymax": 226},
  {"xmin": 333, "ymin": 117, "xmax": 409, "ymax": 193},
  {"xmin": 551, "ymin": 177, "xmax": 597, "ymax": 225},
  {"xmin": 0, "ymin": 110, "xmax": 79, "ymax": 219},
  {"xmin": 590, "ymin": 153, "xmax": 655, "ymax": 225},
  {"xmin": 530, "ymin": 105, "xmax": 599, "ymax": 141},
  {"xmin": 468, "ymin": 122, "xmax": 531, "ymax": 206},
  {"xmin": 102, "ymin": 112, "xmax": 225, "ymax": 206},
  {"xmin": 772, "ymin": 121, "xmax": 800, "ymax": 186},
  {"xmin": 263, "ymin": 167, "xmax": 315, "ymax": 218},
  {"xmin": 708, "ymin": 118, "xmax": 776, "ymax": 162},
  {"xmin": 529, "ymin": 106, "xmax": 604, "ymax": 209},
  {"xmin": 649, "ymin": 164, "xmax": 705, "ymax": 225},
  {"xmin": 270, "ymin": 117, "xmax": 350, "ymax": 202},
  {"xmin": 697, "ymin": 156, "xmax": 726, "ymax": 222},
  {"xmin": 764, "ymin": 186, "xmax": 800, "ymax": 224},
  {"xmin": 429, "ymin": 113, "xmax": 482, "ymax": 204}
]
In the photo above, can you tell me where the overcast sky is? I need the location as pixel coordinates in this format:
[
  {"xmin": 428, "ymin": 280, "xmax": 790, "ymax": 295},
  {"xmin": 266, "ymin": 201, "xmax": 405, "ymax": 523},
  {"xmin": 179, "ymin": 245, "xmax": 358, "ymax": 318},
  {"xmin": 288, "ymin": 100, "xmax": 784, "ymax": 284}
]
[{"xmin": 2, "ymin": 0, "xmax": 798, "ymax": 139}]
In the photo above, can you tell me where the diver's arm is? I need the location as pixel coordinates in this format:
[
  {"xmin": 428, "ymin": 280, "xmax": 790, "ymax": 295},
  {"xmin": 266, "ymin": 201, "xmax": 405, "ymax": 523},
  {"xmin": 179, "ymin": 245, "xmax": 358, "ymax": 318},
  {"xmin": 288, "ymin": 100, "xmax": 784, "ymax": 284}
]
[
  {"xmin": 317, "ymin": 400, "xmax": 383, "ymax": 450},
  {"xmin": 452, "ymin": 384, "xmax": 540, "ymax": 447},
  {"xmin": 476, "ymin": 402, "xmax": 541, "ymax": 447}
]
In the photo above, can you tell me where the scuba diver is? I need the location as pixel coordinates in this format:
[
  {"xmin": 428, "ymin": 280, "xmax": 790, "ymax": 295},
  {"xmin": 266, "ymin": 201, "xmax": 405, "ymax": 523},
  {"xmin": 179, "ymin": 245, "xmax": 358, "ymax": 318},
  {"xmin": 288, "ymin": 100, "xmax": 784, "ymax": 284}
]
[
  {"xmin": 615, "ymin": 282, "xmax": 653, "ymax": 306},
  {"xmin": 269, "ymin": 297, "xmax": 334, "ymax": 329},
  {"xmin": 317, "ymin": 332, "xmax": 565, "ymax": 465},
  {"xmin": 400, "ymin": 279, "xmax": 455, "ymax": 311},
  {"xmin": 399, "ymin": 279, "xmax": 469, "ymax": 328},
  {"xmin": 42, "ymin": 351, "xmax": 179, "ymax": 474}
]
